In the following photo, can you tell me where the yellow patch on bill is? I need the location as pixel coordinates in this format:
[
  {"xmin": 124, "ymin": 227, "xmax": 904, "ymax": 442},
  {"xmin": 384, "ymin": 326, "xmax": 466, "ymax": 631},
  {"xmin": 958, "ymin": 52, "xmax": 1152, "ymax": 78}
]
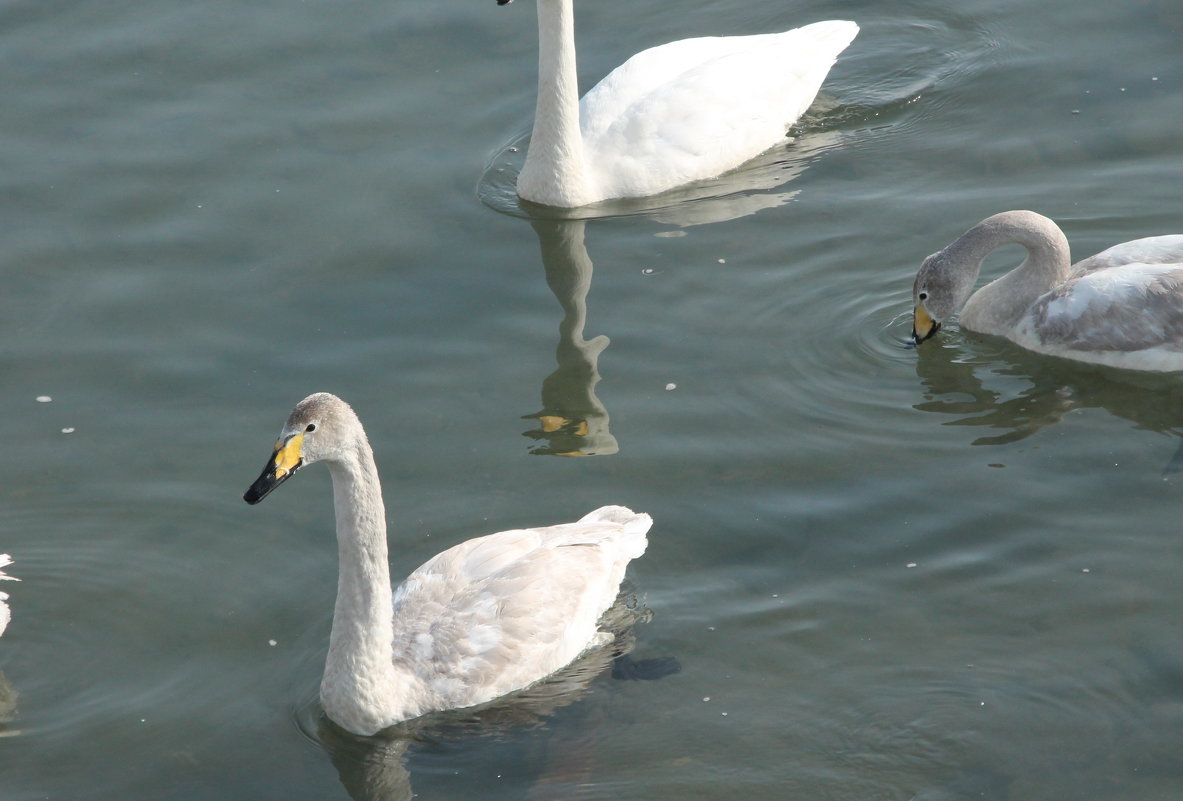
[
  {"xmin": 274, "ymin": 432, "xmax": 304, "ymax": 478},
  {"xmin": 914, "ymin": 304, "xmax": 935, "ymax": 339}
]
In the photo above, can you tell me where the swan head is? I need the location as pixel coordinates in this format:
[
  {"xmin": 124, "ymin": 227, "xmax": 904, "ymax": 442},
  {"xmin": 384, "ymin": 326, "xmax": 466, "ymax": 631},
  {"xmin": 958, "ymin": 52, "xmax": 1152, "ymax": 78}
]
[
  {"xmin": 911, "ymin": 250, "xmax": 978, "ymax": 345},
  {"xmin": 243, "ymin": 393, "xmax": 360, "ymax": 505}
]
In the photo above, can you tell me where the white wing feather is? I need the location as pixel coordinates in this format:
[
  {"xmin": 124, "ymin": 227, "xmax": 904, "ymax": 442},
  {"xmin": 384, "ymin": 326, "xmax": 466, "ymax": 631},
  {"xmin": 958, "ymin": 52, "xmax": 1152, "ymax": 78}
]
[
  {"xmin": 578, "ymin": 21, "xmax": 858, "ymax": 200},
  {"xmin": 386, "ymin": 506, "xmax": 650, "ymax": 715}
]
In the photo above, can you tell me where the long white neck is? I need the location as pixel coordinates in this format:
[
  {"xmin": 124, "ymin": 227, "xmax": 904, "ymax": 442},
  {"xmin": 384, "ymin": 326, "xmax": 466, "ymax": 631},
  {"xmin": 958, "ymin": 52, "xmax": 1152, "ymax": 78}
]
[
  {"xmin": 517, "ymin": 0, "xmax": 594, "ymax": 207},
  {"xmin": 320, "ymin": 435, "xmax": 402, "ymax": 735},
  {"xmin": 958, "ymin": 210, "xmax": 1072, "ymax": 335}
]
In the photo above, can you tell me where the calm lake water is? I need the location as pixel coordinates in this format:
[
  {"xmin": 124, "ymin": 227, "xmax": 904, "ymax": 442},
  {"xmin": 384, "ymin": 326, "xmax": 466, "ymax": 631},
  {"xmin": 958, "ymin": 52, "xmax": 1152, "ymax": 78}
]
[{"xmin": 3, "ymin": 0, "xmax": 1183, "ymax": 798}]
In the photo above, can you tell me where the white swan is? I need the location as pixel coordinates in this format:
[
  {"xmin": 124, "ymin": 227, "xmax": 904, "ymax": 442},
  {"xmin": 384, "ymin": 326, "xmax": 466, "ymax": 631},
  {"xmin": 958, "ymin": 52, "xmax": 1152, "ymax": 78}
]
[
  {"xmin": 243, "ymin": 393, "xmax": 650, "ymax": 735},
  {"xmin": 911, "ymin": 210, "xmax": 1183, "ymax": 372},
  {"xmin": 499, "ymin": 0, "xmax": 858, "ymax": 207},
  {"xmin": 0, "ymin": 555, "xmax": 17, "ymax": 638}
]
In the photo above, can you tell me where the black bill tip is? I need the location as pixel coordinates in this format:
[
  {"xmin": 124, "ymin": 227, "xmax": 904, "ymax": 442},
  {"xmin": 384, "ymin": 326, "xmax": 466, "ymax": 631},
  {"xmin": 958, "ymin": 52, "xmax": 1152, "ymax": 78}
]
[
  {"xmin": 910, "ymin": 322, "xmax": 941, "ymax": 346},
  {"xmin": 243, "ymin": 457, "xmax": 298, "ymax": 505}
]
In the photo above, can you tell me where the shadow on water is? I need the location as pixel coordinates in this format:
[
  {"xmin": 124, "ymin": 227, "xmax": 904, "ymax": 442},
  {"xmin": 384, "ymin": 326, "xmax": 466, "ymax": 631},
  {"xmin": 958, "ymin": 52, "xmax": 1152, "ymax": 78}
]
[
  {"xmin": 911, "ymin": 332, "xmax": 1183, "ymax": 470},
  {"xmin": 520, "ymin": 219, "xmax": 618, "ymax": 457},
  {"xmin": 304, "ymin": 593, "xmax": 678, "ymax": 801}
]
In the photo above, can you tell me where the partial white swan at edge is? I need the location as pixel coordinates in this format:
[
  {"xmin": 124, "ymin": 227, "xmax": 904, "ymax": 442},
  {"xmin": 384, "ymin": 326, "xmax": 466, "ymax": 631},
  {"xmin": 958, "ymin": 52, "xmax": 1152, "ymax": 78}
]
[
  {"xmin": 243, "ymin": 393, "xmax": 650, "ymax": 736},
  {"xmin": 498, "ymin": 0, "xmax": 858, "ymax": 208},
  {"xmin": 911, "ymin": 210, "xmax": 1183, "ymax": 372},
  {"xmin": 0, "ymin": 555, "xmax": 17, "ymax": 638}
]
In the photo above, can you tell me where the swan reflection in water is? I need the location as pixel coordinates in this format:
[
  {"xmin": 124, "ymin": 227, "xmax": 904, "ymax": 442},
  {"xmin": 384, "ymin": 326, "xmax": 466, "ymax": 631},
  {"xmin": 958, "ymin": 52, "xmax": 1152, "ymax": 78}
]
[
  {"xmin": 912, "ymin": 337, "xmax": 1183, "ymax": 470},
  {"xmin": 316, "ymin": 595, "xmax": 677, "ymax": 801},
  {"xmin": 519, "ymin": 133, "xmax": 840, "ymax": 457},
  {"xmin": 521, "ymin": 219, "xmax": 619, "ymax": 457}
]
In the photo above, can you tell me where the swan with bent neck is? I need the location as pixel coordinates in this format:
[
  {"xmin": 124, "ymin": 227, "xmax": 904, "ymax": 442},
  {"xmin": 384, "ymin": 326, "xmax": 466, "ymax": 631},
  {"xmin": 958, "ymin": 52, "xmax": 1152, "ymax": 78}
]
[
  {"xmin": 911, "ymin": 210, "xmax": 1183, "ymax": 371},
  {"xmin": 498, "ymin": 0, "xmax": 858, "ymax": 207},
  {"xmin": 243, "ymin": 393, "xmax": 650, "ymax": 735}
]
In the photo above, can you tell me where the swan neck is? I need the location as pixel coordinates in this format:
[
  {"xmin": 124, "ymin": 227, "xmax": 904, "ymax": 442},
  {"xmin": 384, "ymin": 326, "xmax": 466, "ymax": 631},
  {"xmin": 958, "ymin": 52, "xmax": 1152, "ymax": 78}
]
[
  {"xmin": 328, "ymin": 445, "xmax": 391, "ymax": 624},
  {"xmin": 322, "ymin": 436, "xmax": 399, "ymax": 732},
  {"xmin": 954, "ymin": 212, "xmax": 1072, "ymax": 332},
  {"xmin": 959, "ymin": 212, "xmax": 1071, "ymax": 283},
  {"xmin": 519, "ymin": 0, "xmax": 592, "ymax": 206},
  {"xmin": 534, "ymin": 219, "xmax": 592, "ymax": 336}
]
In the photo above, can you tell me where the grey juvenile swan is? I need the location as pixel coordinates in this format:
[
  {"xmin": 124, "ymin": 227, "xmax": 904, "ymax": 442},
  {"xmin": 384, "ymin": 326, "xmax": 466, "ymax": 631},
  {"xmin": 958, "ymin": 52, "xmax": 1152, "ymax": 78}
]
[
  {"xmin": 243, "ymin": 393, "xmax": 650, "ymax": 735},
  {"xmin": 912, "ymin": 210, "xmax": 1183, "ymax": 371}
]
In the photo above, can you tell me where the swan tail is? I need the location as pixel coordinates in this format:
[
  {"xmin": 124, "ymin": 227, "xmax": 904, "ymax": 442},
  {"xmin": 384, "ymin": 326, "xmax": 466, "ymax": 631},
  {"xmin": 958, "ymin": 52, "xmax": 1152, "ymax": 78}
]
[
  {"xmin": 577, "ymin": 505, "xmax": 651, "ymax": 559},
  {"xmin": 796, "ymin": 19, "xmax": 859, "ymax": 51}
]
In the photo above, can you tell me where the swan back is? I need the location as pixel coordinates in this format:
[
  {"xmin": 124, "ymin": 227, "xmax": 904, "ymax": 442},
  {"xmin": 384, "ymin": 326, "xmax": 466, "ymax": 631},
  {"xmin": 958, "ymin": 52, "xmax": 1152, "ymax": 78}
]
[
  {"xmin": 379, "ymin": 505, "xmax": 650, "ymax": 724},
  {"xmin": 1020, "ymin": 257, "xmax": 1183, "ymax": 360},
  {"xmin": 579, "ymin": 22, "xmax": 852, "ymax": 141},
  {"xmin": 1068, "ymin": 235, "xmax": 1183, "ymax": 278},
  {"xmin": 579, "ymin": 21, "xmax": 858, "ymax": 201}
]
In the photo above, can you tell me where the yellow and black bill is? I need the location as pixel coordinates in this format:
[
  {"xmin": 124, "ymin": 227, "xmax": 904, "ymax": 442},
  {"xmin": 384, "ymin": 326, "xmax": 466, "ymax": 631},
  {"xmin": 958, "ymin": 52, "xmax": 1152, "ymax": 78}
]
[
  {"xmin": 911, "ymin": 304, "xmax": 941, "ymax": 345},
  {"xmin": 243, "ymin": 432, "xmax": 305, "ymax": 505}
]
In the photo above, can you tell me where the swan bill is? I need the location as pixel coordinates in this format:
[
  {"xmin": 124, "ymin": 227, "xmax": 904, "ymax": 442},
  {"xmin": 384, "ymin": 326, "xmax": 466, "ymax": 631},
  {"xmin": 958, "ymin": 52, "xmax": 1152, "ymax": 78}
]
[
  {"xmin": 243, "ymin": 433, "xmax": 305, "ymax": 505},
  {"xmin": 912, "ymin": 304, "xmax": 941, "ymax": 344}
]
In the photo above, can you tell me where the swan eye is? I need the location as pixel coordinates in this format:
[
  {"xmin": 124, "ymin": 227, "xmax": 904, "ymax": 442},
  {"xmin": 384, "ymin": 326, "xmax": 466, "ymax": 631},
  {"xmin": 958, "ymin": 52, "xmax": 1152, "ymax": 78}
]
[
  {"xmin": 305, "ymin": 424, "xmax": 317, "ymax": 433},
  {"xmin": 918, "ymin": 291, "xmax": 928, "ymax": 301}
]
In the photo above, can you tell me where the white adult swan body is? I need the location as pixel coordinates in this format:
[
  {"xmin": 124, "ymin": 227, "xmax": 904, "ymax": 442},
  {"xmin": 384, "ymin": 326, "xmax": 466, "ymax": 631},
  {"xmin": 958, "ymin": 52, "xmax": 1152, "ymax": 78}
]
[
  {"xmin": 499, "ymin": 0, "xmax": 858, "ymax": 207},
  {"xmin": 243, "ymin": 393, "xmax": 650, "ymax": 735},
  {"xmin": 911, "ymin": 210, "xmax": 1183, "ymax": 371}
]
